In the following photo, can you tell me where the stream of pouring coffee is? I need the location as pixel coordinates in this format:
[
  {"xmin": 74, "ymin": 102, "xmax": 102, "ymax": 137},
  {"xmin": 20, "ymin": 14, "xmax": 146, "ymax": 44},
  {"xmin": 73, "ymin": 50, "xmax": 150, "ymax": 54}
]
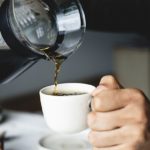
[
  {"xmin": 42, "ymin": 48, "xmax": 66, "ymax": 95},
  {"xmin": 53, "ymin": 58, "xmax": 63, "ymax": 95}
]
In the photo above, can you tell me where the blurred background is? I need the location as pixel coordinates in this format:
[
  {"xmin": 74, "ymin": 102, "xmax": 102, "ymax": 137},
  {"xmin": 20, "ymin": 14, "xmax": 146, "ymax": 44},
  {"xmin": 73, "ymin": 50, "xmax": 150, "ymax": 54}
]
[{"xmin": 0, "ymin": 0, "xmax": 150, "ymax": 111}]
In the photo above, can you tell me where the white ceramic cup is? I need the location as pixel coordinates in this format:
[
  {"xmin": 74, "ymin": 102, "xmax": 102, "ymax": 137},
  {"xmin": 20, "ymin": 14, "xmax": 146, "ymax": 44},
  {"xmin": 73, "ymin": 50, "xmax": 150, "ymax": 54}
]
[{"xmin": 39, "ymin": 83, "xmax": 96, "ymax": 134}]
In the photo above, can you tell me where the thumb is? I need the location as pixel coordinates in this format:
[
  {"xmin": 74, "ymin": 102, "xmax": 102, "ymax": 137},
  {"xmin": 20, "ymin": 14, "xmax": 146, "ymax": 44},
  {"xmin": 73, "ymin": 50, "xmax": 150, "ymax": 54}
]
[
  {"xmin": 100, "ymin": 75, "xmax": 122, "ymax": 89},
  {"xmin": 92, "ymin": 75, "xmax": 123, "ymax": 96}
]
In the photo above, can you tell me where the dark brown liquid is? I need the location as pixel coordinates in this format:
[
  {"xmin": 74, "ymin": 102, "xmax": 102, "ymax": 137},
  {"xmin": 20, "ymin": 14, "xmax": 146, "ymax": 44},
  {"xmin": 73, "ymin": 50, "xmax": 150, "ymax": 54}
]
[
  {"xmin": 53, "ymin": 58, "xmax": 63, "ymax": 95},
  {"xmin": 52, "ymin": 92, "xmax": 87, "ymax": 96},
  {"xmin": 42, "ymin": 48, "xmax": 66, "ymax": 95}
]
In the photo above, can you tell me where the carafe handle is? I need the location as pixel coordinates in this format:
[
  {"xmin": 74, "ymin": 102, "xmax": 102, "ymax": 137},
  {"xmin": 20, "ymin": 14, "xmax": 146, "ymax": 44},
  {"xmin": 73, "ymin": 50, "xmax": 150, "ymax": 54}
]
[{"xmin": 0, "ymin": 50, "xmax": 39, "ymax": 84}]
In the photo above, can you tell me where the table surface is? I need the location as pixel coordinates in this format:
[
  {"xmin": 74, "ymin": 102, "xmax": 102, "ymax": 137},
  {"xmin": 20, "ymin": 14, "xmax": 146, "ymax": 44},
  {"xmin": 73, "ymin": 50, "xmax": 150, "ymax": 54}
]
[
  {"xmin": 1, "ymin": 110, "xmax": 150, "ymax": 150},
  {"xmin": 0, "ymin": 110, "xmax": 50, "ymax": 150}
]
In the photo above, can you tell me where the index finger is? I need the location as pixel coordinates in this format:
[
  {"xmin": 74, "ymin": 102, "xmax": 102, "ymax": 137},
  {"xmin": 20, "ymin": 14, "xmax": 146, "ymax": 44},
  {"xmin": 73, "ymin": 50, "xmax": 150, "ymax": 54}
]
[{"xmin": 92, "ymin": 89, "xmax": 131, "ymax": 112}]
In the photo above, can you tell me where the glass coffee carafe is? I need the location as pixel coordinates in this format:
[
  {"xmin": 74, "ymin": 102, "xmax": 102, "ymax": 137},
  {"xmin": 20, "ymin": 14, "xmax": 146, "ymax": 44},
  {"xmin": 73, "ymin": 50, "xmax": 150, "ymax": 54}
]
[{"xmin": 0, "ymin": 0, "xmax": 86, "ymax": 84}]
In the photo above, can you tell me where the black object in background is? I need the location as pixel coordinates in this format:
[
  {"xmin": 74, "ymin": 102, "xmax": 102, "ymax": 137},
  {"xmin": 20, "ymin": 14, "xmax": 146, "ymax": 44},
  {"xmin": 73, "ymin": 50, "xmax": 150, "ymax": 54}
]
[
  {"xmin": 81, "ymin": 0, "xmax": 150, "ymax": 37},
  {"xmin": 0, "ymin": 50, "xmax": 38, "ymax": 84}
]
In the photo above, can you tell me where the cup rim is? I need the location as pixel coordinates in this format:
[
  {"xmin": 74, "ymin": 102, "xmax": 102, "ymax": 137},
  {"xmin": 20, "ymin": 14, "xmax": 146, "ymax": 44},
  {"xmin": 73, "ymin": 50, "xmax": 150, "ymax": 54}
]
[{"xmin": 39, "ymin": 83, "xmax": 96, "ymax": 97}]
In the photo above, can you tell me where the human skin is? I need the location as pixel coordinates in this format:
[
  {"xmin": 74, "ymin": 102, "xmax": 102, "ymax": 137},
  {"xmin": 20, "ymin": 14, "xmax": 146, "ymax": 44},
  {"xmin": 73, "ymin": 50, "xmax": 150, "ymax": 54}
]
[{"xmin": 88, "ymin": 75, "xmax": 150, "ymax": 150}]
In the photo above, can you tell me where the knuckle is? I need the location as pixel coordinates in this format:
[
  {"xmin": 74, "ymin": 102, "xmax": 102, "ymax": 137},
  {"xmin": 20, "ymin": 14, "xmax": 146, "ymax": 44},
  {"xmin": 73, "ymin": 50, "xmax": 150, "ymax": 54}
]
[
  {"xmin": 136, "ymin": 110, "xmax": 148, "ymax": 124},
  {"xmin": 88, "ymin": 131, "xmax": 96, "ymax": 145},
  {"xmin": 133, "ymin": 126, "xmax": 147, "ymax": 143},
  {"xmin": 130, "ymin": 141, "xmax": 145, "ymax": 150},
  {"xmin": 125, "ymin": 89, "xmax": 148, "ymax": 125},
  {"xmin": 122, "ymin": 125, "xmax": 147, "ymax": 147},
  {"xmin": 88, "ymin": 132, "xmax": 105, "ymax": 148},
  {"xmin": 130, "ymin": 88, "xmax": 145, "ymax": 104},
  {"xmin": 123, "ymin": 89, "xmax": 135, "ymax": 102},
  {"xmin": 125, "ymin": 88, "xmax": 145, "ymax": 104},
  {"xmin": 137, "ymin": 133, "xmax": 146, "ymax": 144},
  {"xmin": 87, "ymin": 112, "xmax": 97, "ymax": 128},
  {"xmin": 127, "ymin": 143, "xmax": 139, "ymax": 150},
  {"xmin": 93, "ymin": 97, "xmax": 102, "ymax": 111},
  {"xmin": 125, "ymin": 142, "xmax": 147, "ymax": 150},
  {"xmin": 142, "ymin": 116, "xmax": 148, "ymax": 126}
]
